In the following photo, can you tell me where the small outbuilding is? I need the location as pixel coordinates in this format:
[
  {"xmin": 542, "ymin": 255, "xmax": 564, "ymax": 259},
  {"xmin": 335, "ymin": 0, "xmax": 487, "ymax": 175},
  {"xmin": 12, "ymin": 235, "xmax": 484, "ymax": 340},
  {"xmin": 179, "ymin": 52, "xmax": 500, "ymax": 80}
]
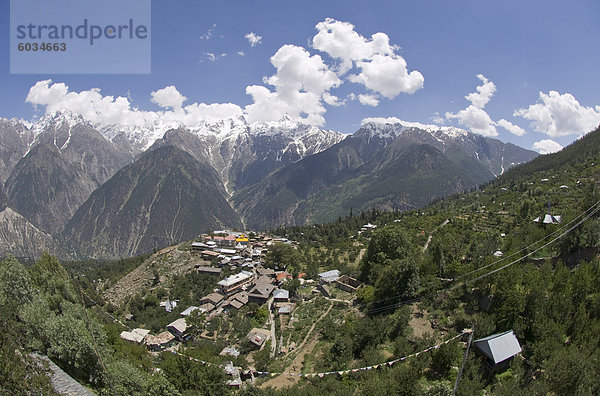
[
  {"xmin": 533, "ymin": 214, "xmax": 562, "ymax": 225},
  {"xmin": 273, "ymin": 289, "xmax": 289, "ymax": 303},
  {"xmin": 473, "ymin": 330, "xmax": 522, "ymax": 371}
]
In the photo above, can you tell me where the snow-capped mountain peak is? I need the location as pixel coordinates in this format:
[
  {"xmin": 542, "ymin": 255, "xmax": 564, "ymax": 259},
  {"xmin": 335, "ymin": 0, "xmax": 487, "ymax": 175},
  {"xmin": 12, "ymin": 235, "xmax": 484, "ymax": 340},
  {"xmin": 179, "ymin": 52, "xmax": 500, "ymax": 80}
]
[
  {"xmin": 31, "ymin": 111, "xmax": 89, "ymax": 137},
  {"xmin": 359, "ymin": 118, "xmax": 468, "ymax": 140}
]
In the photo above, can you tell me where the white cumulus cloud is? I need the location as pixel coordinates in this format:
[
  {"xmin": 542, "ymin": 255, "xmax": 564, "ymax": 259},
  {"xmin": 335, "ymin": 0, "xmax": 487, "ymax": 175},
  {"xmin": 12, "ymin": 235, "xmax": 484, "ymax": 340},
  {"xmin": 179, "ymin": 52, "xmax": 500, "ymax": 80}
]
[
  {"xmin": 497, "ymin": 119, "xmax": 526, "ymax": 136},
  {"xmin": 358, "ymin": 94, "xmax": 379, "ymax": 106},
  {"xmin": 312, "ymin": 18, "xmax": 397, "ymax": 74},
  {"xmin": 349, "ymin": 54, "xmax": 424, "ymax": 98},
  {"xmin": 312, "ymin": 18, "xmax": 423, "ymax": 103},
  {"xmin": 445, "ymin": 74, "xmax": 527, "ymax": 137},
  {"xmin": 465, "ymin": 74, "xmax": 496, "ymax": 108},
  {"xmin": 200, "ymin": 24, "xmax": 216, "ymax": 40},
  {"xmin": 245, "ymin": 32, "xmax": 262, "ymax": 47},
  {"xmin": 244, "ymin": 45, "xmax": 341, "ymax": 125},
  {"xmin": 514, "ymin": 91, "xmax": 600, "ymax": 137},
  {"xmin": 151, "ymin": 86, "xmax": 187, "ymax": 110},
  {"xmin": 446, "ymin": 105, "xmax": 497, "ymax": 137},
  {"xmin": 532, "ymin": 139, "xmax": 563, "ymax": 154},
  {"xmin": 26, "ymin": 80, "xmax": 243, "ymax": 128}
]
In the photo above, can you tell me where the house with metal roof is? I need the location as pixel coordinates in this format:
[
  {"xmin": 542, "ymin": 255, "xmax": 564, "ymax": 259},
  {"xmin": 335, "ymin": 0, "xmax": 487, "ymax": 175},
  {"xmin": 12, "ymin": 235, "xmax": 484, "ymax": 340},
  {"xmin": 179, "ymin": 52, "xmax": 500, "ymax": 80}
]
[
  {"xmin": 273, "ymin": 289, "xmax": 289, "ymax": 302},
  {"xmin": 180, "ymin": 306, "xmax": 199, "ymax": 316},
  {"xmin": 218, "ymin": 271, "xmax": 254, "ymax": 295},
  {"xmin": 167, "ymin": 318, "xmax": 190, "ymax": 341},
  {"xmin": 318, "ymin": 269, "xmax": 340, "ymax": 283},
  {"xmin": 247, "ymin": 328, "xmax": 271, "ymax": 348},
  {"xmin": 473, "ymin": 330, "xmax": 522, "ymax": 370}
]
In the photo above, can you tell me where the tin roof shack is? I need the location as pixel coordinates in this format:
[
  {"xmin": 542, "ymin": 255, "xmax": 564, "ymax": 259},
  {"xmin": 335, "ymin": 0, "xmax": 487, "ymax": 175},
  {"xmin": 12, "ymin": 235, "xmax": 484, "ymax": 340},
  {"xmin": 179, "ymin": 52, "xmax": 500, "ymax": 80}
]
[
  {"xmin": 336, "ymin": 275, "xmax": 361, "ymax": 293},
  {"xmin": 160, "ymin": 299, "xmax": 178, "ymax": 313},
  {"xmin": 273, "ymin": 289, "xmax": 289, "ymax": 303},
  {"xmin": 474, "ymin": 330, "xmax": 522, "ymax": 372},
  {"xmin": 220, "ymin": 346, "xmax": 241, "ymax": 358},
  {"xmin": 318, "ymin": 269, "xmax": 340, "ymax": 284},
  {"xmin": 247, "ymin": 328, "xmax": 271, "ymax": 349},
  {"xmin": 145, "ymin": 331, "xmax": 175, "ymax": 351},
  {"xmin": 533, "ymin": 214, "xmax": 562, "ymax": 225},
  {"xmin": 167, "ymin": 318, "xmax": 191, "ymax": 341},
  {"xmin": 278, "ymin": 304, "xmax": 294, "ymax": 315},
  {"xmin": 181, "ymin": 306, "xmax": 199, "ymax": 316},
  {"xmin": 224, "ymin": 361, "xmax": 243, "ymax": 388}
]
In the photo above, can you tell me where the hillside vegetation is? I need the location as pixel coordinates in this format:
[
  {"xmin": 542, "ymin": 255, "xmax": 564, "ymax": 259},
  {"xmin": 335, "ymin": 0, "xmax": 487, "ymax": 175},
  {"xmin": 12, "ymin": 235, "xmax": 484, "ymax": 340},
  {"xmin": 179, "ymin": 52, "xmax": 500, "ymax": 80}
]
[{"xmin": 1, "ymin": 127, "xmax": 599, "ymax": 395}]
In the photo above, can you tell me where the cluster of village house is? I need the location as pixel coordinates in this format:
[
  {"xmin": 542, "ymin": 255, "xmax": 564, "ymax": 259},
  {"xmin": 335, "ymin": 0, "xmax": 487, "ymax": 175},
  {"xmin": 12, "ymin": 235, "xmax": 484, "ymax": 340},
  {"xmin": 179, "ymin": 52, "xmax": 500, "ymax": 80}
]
[
  {"xmin": 118, "ymin": 230, "xmax": 364, "ymax": 384},
  {"xmin": 116, "ymin": 224, "xmax": 527, "ymax": 386},
  {"xmin": 119, "ymin": 230, "xmax": 369, "ymax": 347}
]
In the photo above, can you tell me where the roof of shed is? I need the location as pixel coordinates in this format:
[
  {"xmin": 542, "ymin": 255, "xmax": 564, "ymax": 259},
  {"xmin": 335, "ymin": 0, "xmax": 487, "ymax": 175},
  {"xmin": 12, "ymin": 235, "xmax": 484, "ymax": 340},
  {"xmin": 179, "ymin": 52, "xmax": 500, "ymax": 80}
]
[{"xmin": 474, "ymin": 330, "xmax": 522, "ymax": 364}]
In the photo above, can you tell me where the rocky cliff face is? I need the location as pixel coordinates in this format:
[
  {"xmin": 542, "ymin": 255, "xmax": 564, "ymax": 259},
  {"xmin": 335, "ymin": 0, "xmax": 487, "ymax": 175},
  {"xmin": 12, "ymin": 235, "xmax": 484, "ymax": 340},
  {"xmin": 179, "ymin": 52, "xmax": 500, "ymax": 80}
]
[
  {"xmin": 0, "ymin": 207, "xmax": 67, "ymax": 259},
  {"xmin": 0, "ymin": 119, "xmax": 35, "ymax": 183}
]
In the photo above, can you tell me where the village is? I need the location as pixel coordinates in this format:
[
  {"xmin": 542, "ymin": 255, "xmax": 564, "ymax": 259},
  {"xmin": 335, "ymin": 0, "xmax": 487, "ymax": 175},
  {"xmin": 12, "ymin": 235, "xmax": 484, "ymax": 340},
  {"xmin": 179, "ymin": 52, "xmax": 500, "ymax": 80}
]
[
  {"xmin": 107, "ymin": 205, "xmax": 533, "ymax": 391},
  {"xmin": 115, "ymin": 228, "xmax": 369, "ymax": 388}
]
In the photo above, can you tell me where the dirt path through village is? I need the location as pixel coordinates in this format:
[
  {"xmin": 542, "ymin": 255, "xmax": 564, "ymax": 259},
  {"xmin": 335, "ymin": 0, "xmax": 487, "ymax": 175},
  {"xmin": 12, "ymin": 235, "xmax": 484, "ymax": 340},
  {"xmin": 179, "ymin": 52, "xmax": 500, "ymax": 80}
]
[
  {"xmin": 422, "ymin": 219, "xmax": 450, "ymax": 252},
  {"xmin": 260, "ymin": 303, "xmax": 333, "ymax": 390}
]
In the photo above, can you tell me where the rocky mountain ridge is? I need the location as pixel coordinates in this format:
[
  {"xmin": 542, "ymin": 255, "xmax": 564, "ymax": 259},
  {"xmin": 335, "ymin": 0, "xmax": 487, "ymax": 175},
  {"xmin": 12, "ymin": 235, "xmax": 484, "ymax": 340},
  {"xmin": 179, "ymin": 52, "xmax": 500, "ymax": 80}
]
[{"xmin": 0, "ymin": 112, "xmax": 539, "ymax": 259}]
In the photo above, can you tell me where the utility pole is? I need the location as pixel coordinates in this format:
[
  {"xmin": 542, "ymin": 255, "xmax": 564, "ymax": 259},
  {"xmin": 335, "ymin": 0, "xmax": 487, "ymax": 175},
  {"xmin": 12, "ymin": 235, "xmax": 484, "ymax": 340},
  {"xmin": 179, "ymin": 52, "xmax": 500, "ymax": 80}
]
[{"xmin": 452, "ymin": 329, "xmax": 474, "ymax": 396}]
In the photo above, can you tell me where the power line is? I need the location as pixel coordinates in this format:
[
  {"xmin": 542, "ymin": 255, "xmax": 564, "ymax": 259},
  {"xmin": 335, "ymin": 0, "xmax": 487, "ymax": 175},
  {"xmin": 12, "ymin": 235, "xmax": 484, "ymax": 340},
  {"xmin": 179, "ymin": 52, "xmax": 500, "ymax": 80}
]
[
  {"xmin": 358, "ymin": 199, "xmax": 600, "ymax": 314},
  {"xmin": 76, "ymin": 281, "xmax": 473, "ymax": 379},
  {"xmin": 362, "ymin": 200, "xmax": 600, "ymax": 315},
  {"xmin": 456, "ymin": 199, "xmax": 600, "ymax": 280}
]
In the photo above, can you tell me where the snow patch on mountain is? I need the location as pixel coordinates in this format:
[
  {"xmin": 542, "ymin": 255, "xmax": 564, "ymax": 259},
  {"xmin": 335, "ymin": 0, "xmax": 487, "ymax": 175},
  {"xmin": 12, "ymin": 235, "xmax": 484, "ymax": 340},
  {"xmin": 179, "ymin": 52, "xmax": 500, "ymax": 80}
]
[{"xmin": 361, "ymin": 117, "xmax": 468, "ymax": 139}]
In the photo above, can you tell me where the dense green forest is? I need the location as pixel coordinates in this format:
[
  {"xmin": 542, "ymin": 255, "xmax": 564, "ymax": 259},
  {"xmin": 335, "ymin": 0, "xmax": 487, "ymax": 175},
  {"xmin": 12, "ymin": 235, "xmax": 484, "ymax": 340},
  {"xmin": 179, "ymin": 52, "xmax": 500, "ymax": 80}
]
[{"xmin": 2, "ymin": 127, "xmax": 600, "ymax": 395}]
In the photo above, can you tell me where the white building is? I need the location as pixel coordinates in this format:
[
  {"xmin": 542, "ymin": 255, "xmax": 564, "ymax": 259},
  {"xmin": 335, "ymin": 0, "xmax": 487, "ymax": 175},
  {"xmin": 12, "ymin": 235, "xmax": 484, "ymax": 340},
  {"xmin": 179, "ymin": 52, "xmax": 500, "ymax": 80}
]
[{"xmin": 218, "ymin": 271, "xmax": 254, "ymax": 295}]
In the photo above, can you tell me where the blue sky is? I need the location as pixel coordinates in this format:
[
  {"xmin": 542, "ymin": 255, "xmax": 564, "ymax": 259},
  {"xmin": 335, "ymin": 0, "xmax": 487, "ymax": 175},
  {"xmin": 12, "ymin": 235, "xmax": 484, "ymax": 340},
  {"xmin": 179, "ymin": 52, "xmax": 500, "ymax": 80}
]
[{"xmin": 2, "ymin": 0, "xmax": 600, "ymax": 153}]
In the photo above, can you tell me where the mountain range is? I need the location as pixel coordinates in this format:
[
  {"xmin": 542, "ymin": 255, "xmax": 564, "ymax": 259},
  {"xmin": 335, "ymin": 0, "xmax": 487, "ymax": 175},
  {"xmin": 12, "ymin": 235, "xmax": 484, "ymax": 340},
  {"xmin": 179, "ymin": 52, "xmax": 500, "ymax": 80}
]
[{"xmin": 0, "ymin": 112, "xmax": 538, "ymax": 259}]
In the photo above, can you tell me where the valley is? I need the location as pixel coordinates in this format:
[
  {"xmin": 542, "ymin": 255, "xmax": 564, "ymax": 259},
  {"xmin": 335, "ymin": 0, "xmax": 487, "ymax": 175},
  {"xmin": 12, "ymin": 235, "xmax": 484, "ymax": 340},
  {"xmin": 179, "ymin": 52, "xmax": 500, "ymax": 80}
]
[{"xmin": 3, "ymin": 125, "xmax": 599, "ymax": 393}]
